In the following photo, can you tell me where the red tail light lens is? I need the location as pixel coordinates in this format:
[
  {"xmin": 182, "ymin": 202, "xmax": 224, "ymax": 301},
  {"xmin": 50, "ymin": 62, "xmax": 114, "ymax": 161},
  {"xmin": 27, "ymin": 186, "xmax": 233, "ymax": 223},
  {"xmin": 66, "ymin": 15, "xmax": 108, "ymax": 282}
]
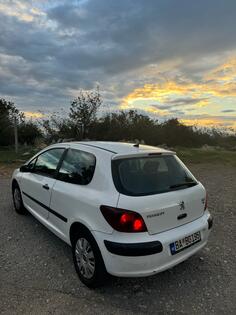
[
  {"xmin": 133, "ymin": 219, "xmax": 143, "ymax": 231},
  {"xmin": 100, "ymin": 205, "xmax": 147, "ymax": 232}
]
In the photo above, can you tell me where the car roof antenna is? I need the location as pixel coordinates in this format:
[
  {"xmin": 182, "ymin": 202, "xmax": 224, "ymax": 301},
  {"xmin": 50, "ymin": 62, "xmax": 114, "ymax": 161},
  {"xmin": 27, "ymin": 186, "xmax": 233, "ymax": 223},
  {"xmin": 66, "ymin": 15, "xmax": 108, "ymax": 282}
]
[{"xmin": 133, "ymin": 140, "xmax": 139, "ymax": 148}]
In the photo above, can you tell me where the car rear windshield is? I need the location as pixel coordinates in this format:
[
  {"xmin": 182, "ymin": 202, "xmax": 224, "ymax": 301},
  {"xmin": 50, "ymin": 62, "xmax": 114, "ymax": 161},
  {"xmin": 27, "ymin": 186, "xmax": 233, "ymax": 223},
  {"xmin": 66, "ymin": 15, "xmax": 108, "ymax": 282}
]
[{"xmin": 112, "ymin": 155, "xmax": 197, "ymax": 196}]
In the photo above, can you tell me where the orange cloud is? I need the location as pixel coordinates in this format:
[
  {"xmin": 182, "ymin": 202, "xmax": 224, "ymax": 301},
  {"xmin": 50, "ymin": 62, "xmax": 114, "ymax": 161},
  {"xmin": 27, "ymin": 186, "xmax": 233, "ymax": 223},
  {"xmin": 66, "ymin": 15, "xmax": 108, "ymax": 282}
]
[
  {"xmin": 143, "ymin": 105, "xmax": 169, "ymax": 116},
  {"xmin": 0, "ymin": 1, "xmax": 45, "ymax": 22},
  {"xmin": 24, "ymin": 111, "xmax": 45, "ymax": 119},
  {"xmin": 121, "ymin": 57, "xmax": 236, "ymax": 111},
  {"xmin": 181, "ymin": 117, "xmax": 236, "ymax": 130},
  {"xmin": 204, "ymin": 57, "xmax": 236, "ymax": 82}
]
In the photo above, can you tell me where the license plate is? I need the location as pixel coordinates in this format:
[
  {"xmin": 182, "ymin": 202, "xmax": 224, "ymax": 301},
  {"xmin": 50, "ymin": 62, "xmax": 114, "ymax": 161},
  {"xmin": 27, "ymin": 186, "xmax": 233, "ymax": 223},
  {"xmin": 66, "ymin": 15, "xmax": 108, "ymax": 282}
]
[{"xmin": 170, "ymin": 231, "xmax": 201, "ymax": 255}]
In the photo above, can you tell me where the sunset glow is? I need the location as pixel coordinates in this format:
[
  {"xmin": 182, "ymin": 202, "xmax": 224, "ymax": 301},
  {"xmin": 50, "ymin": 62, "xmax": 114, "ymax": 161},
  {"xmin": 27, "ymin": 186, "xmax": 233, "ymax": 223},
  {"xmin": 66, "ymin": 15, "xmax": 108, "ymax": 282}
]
[
  {"xmin": 120, "ymin": 58, "xmax": 236, "ymax": 129},
  {"xmin": 24, "ymin": 111, "xmax": 45, "ymax": 119},
  {"xmin": 0, "ymin": 0, "xmax": 235, "ymax": 130}
]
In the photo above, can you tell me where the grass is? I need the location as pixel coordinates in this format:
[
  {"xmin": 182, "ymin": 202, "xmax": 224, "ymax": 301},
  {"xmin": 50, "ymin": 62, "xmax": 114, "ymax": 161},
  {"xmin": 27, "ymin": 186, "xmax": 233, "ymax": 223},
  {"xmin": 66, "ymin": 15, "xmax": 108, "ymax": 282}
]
[
  {"xmin": 0, "ymin": 146, "xmax": 38, "ymax": 178},
  {"xmin": 175, "ymin": 147, "xmax": 236, "ymax": 167},
  {"xmin": 0, "ymin": 146, "xmax": 36, "ymax": 164}
]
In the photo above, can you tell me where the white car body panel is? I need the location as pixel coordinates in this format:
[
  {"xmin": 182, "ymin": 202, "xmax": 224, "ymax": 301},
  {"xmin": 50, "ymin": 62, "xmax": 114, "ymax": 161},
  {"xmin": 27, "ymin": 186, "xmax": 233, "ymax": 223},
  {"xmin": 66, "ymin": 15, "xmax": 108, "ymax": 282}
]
[
  {"xmin": 21, "ymin": 172, "xmax": 56, "ymax": 219},
  {"xmin": 11, "ymin": 141, "xmax": 212, "ymax": 277},
  {"xmin": 49, "ymin": 148, "xmax": 119, "ymax": 240},
  {"xmin": 94, "ymin": 211, "xmax": 211, "ymax": 276},
  {"xmin": 118, "ymin": 183, "xmax": 206, "ymax": 235}
]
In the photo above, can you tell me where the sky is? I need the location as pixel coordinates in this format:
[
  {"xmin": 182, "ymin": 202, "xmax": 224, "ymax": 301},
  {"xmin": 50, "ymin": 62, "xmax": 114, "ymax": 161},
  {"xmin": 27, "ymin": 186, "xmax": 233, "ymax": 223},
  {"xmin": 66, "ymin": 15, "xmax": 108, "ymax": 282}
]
[{"xmin": 0, "ymin": 0, "xmax": 236, "ymax": 130}]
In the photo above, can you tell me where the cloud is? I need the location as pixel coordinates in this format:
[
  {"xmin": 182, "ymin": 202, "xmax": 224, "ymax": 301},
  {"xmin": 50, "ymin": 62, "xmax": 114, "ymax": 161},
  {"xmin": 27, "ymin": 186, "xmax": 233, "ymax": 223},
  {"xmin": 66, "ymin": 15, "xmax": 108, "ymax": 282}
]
[
  {"xmin": 0, "ymin": 1, "xmax": 45, "ymax": 22},
  {"xmin": 0, "ymin": 0, "xmax": 235, "ymax": 131},
  {"xmin": 120, "ymin": 57, "xmax": 236, "ymax": 113},
  {"xmin": 167, "ymin": 97, "xmax": 209, "ymax": 106},
  {"xmin": 204, "ymin": 57, "xmax": 236, "ymax": 82},
  {"xmin": 180, "ymin": 114, "xmax": 236, "ymax": 130},
  {"xmin": 221, "ymin": 109, "xmax": 235, "ymax": 113}
]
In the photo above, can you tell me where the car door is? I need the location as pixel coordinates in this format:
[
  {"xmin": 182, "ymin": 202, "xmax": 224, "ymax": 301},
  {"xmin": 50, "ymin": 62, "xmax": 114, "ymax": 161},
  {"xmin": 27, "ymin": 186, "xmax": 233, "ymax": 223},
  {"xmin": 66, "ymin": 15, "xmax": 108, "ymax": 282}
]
[
  {"xmin": 20, "ymin": 148, "xmax": 65, "ymax": 220},
  {"xmin": 49, "ymin": 148, "xmax": 97, "ymax": 239}
]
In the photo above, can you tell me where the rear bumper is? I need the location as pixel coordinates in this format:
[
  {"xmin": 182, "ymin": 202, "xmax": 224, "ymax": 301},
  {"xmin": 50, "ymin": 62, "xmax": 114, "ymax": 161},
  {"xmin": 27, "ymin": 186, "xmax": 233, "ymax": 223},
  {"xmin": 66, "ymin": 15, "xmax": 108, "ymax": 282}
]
[
  {"xmin": 104, "ymin": 240, "xmax": 163, "ymax": 256},
  {"xmin": 94, "ymin": 211, "xmax": 212, "ymax": 277}
]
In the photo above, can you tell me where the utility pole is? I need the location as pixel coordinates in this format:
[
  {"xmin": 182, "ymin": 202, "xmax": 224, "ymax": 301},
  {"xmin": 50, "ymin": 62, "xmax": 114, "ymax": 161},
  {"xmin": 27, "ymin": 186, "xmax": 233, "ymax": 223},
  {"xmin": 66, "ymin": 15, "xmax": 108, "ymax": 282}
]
[
  {"xmin": 81, "ymin": 123, "xmax": 85, "ymax": 139},
  {"xmin": 14, "ymin": 117, "xmax": 18, "ymax": 154}
]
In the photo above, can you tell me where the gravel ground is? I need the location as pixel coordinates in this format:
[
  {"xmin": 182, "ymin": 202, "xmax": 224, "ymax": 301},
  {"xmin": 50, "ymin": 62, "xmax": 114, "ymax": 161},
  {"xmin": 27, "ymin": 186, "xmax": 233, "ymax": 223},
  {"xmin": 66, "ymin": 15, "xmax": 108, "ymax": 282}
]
[{"xmin": 0, "ymin": 164, "xmax": 236, "ymax": 315}]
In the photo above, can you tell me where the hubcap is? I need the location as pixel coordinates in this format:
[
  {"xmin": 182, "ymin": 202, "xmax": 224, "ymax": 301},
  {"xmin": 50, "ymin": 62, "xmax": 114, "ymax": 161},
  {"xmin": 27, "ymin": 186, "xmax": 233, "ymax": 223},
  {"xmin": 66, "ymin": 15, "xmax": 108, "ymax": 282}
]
[
  {"xmin": 75, "ymin": 238, "xmax": 95, "ymax": 279},
  {"xmin": 14, "ymin": 188, "xmax": 21, "ymax": 210}
]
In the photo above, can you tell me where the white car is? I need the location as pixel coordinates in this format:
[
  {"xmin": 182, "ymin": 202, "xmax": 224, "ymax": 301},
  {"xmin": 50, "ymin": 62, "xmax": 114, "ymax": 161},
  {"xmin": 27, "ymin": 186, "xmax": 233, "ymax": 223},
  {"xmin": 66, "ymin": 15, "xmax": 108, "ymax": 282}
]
[{"xmin": 12, "ymin": 141, "xmax": 213, "ymax": 287}]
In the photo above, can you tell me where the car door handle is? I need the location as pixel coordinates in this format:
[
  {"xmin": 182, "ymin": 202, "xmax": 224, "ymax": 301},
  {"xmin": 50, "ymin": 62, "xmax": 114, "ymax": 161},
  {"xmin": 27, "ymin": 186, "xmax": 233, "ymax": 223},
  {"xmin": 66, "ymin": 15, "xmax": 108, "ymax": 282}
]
[
  {"xmin": 42, "ymin": 184, "xmax": 50, "ymax": 190},
  {"xmin": 177, "ymin": 213, "xmax": 187, "ymax": 220}
]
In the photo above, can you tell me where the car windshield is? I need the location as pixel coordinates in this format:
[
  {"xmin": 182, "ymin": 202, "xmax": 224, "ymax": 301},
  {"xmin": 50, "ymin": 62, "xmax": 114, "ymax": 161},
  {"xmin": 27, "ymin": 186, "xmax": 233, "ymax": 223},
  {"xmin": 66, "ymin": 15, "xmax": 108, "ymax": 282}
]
[{"xmin": 112, "ymin": 155, "xmax": 197, "ymax": 196}]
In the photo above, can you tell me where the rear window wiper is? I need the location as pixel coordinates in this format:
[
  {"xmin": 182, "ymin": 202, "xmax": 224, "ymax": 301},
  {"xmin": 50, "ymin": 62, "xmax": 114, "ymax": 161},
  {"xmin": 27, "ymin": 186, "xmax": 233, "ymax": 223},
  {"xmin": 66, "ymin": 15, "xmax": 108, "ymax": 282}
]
[{"xmin": 169, "ymin": 181, "xmax": 197, "ymax": 189}]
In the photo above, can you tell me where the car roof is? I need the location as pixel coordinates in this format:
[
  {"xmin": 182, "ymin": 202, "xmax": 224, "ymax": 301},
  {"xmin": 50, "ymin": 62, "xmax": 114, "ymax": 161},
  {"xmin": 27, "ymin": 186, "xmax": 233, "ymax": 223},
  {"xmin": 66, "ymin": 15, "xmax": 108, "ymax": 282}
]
[{"xmin": 58, "ymin": 141, "xmax": 174, "ymax": 156}]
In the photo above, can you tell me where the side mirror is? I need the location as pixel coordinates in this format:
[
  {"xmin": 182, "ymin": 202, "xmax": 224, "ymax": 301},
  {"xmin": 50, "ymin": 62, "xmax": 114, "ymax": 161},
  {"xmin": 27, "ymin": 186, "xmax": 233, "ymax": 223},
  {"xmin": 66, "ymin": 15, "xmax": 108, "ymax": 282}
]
[{"xmin": 19, "ymin": 165, "xmax": 30, "ymax": 172}]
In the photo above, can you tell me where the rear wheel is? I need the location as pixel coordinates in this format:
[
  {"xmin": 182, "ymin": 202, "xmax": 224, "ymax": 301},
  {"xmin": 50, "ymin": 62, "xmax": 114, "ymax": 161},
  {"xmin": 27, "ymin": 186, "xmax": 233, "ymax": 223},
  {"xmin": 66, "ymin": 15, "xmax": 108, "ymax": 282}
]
[
  {"xmin": 72, "ymin": 229, "xmax": 108, "ymax": 288},
  {"xmin": 12, "ymin": 184, "xmax": 27, "ymax": 215}
]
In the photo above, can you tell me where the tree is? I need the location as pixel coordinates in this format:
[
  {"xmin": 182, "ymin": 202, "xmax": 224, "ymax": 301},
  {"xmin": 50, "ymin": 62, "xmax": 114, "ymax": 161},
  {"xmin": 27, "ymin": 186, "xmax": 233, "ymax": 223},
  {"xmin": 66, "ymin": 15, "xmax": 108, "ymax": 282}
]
[
  {"xmin": 18, "ymin": 120, "xmax": 42, "ymax": 145},
  {"xmin": 69, "ymin": 89, "xmax": 102, "ymax": 139},
  {"xmin": 89, "ymin": 110, "xmax": 159, "ymax": 144},
  {"xmin": 41, "ymin": 112, "xmax": 76, "ymax": 143},
  {"xmin": 0, "ymin": 98, "xmax": 24, "ymax": 146}
]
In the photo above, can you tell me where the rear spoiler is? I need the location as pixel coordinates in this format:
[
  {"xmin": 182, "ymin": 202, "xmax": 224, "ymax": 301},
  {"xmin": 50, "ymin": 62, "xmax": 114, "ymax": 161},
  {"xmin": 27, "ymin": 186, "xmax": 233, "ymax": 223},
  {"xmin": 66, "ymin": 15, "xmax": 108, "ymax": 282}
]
[{"xmin": 112, "ymin": 150, "xmax": 176, "ymax": 160}]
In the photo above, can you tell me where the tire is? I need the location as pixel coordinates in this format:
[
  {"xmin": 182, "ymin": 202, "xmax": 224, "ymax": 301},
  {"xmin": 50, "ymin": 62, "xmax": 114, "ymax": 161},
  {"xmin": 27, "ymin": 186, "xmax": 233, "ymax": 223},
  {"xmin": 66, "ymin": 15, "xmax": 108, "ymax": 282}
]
[
  {"xmin": 72, "ymin": 229, "xmax": 108, "ymax": 288},
  {"xmin": 12, "ymin": 184, "xmax": 27, "ymax": 215}
]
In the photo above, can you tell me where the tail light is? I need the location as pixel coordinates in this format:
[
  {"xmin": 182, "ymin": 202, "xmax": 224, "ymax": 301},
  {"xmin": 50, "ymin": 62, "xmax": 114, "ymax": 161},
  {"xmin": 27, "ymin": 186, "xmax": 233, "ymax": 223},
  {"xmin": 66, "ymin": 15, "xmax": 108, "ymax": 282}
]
[
  {"xmin": 204, "ymin": 193, "xmax": 208, "ymax": 211},
  {"xmin": 100, "ymin": 205, "xmax": 147, "ymax": 232}
]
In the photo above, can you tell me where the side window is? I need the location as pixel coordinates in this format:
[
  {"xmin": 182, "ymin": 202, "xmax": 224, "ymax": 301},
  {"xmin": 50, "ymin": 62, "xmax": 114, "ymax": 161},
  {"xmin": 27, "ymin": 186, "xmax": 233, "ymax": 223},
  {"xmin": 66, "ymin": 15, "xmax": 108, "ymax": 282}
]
[
  {"xmin": 34, "ymin": 148, "xmax": 64, "ymax": 177},
  {"xmin": 58, "ymin": 149, "xmax": 96, "ymax": 185},
  {"xmin": 28, "ymin": 158, "xmax": 37, "ymax": 171}
]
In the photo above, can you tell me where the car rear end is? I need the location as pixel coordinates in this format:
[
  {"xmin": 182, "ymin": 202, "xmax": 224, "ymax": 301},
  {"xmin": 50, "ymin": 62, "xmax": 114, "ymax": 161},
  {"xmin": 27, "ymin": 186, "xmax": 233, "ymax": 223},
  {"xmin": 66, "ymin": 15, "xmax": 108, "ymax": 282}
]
[{"xmin": 95, "ymin": 149, "xmax": 213, "ymax": 277}]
